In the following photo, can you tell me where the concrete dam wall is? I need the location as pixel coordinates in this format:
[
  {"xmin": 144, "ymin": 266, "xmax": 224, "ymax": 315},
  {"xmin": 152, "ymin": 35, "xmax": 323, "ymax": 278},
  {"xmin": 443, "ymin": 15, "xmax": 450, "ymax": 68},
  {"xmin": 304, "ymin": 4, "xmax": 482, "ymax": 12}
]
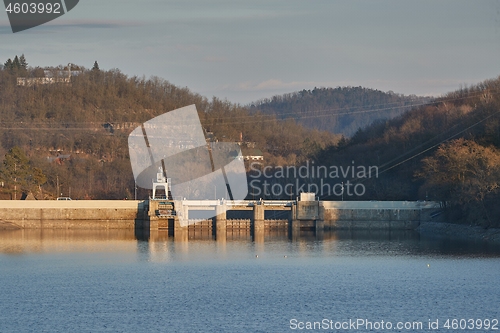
[
  {"xmin": 0, "ymin": 199, "xmax": 443, "ymax": 231},
  {"xmin": 0, "ymin": 200, "xmax": 148, "ymax": 229},
  {"xmin": 319, "ymin": 201, "xmax": 438, "ymax": 230}
]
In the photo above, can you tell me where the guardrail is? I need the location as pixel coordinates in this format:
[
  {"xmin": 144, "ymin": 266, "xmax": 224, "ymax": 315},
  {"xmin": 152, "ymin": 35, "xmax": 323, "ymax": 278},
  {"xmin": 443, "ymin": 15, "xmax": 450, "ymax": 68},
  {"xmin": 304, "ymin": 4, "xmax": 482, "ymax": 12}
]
[{"xmin": 177, "ymin": 199, "xmax": 295, "ymax": 207}]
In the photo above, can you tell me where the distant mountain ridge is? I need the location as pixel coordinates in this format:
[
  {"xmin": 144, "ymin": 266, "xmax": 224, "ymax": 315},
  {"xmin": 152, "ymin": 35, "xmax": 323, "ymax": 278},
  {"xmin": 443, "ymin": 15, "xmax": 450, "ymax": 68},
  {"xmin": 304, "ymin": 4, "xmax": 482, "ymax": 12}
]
[{"xmin": 249, "ymin": 87, "xmax": 430, "ymax": 136}]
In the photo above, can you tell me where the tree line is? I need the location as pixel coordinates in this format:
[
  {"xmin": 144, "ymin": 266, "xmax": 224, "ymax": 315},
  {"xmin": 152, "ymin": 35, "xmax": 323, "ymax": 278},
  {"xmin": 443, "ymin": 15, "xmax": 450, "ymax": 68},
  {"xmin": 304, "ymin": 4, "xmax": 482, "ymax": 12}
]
[
  {"xmin": 3, "ymin": 54, "xmax": 28, "ymax": 73},
  {"xmin": 249, "ymin": 86, "xmax": 429, "ymax": 136}
]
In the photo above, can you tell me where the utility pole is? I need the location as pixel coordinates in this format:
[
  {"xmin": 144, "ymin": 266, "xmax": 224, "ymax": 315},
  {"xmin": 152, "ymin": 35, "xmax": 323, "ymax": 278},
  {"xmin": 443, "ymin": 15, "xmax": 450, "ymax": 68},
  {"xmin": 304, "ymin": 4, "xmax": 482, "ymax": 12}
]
[
  {"xmin": 341, "ymin": 181, "xmax": 344, "ymax": 202},
  {"xmin": 14, "ymin": 163, "xmax": 17, "ymax": 200},
  {"xmin": 67, "ymin": 63, "xmax": 72, "ymax": 80}
]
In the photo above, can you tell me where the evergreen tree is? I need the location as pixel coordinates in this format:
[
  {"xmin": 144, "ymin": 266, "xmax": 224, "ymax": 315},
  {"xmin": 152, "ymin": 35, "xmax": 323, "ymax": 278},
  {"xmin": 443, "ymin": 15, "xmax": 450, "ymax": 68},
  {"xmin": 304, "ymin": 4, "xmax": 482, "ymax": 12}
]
[
  {"xmin": 19, "ymin": 54, "xmax": 28, "ymax": 70},
  {"xmin": 12, "ymin": 55, "xmax": 21, "ymax": 70},
  {"xmin": 29, "ymin": 167, "xmax": 47, "ymax": 193},
  {"xmin": 0, "ymin": 147, "xmax": 47, "ymax": 197},
  {"xmin": 4, "ymin": 58, "xmax": 13, "ymax": 70},
  {"xmin": 92, "ymin": 61, "xmax": 99, "ymax": 71},
  {"xmin": 1, "ymin": 147, "xmax": 30, "ymax": 198}
]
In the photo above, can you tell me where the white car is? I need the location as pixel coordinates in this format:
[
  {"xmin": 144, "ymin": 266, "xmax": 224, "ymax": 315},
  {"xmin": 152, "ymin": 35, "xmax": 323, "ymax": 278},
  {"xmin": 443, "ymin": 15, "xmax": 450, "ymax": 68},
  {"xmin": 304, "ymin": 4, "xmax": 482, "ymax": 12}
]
[{"xmin": 56, "ymin": 197, "xmax": 72, "ymax": 201}]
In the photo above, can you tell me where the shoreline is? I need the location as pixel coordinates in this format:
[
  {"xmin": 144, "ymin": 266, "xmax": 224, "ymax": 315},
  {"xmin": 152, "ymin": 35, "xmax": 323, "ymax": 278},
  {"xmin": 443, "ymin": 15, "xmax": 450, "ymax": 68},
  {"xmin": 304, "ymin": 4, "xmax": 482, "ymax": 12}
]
[{"xmin": 417, "ymin": 222, "xmax": 500, "ymax": 245}]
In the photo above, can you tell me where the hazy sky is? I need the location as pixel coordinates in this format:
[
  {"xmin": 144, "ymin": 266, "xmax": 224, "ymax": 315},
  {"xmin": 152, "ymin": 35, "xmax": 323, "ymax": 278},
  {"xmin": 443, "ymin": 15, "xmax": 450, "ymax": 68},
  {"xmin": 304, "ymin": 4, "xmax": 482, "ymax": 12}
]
[{"xmin": 1, "ymin": 0, "xmax": 500, "ymax": 104}]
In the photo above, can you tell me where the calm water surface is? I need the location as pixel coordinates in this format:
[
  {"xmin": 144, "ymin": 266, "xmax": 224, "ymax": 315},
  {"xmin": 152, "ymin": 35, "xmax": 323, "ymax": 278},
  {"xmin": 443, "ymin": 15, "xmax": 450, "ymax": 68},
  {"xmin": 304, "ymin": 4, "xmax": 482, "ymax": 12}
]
[{"xmin": 0, "ymin": 229, "xmax": 499, "ymax": 333}]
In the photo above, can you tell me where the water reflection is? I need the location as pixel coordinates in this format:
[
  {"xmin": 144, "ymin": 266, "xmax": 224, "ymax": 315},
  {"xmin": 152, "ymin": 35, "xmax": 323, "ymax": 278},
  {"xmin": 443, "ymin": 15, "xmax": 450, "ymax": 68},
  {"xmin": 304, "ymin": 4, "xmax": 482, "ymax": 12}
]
[
  {"xmin": 0, "ymin": 229, "xmax": 137, "ymax": 254},
  {"xmin": 1, "ymin": 228, "xmax": 500, "ymax": 258},
  {"xmin": 1, "ymin": 227, "xmax": 499, "ymax": 333}
]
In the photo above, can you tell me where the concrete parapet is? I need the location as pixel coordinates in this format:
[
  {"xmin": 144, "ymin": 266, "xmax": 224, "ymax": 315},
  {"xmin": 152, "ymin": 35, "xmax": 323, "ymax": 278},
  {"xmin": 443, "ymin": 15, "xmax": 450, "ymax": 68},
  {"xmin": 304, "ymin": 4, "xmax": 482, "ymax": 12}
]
[{"xmin": 0, "ymin": 200, "xmax": 145, "ymax": 210}]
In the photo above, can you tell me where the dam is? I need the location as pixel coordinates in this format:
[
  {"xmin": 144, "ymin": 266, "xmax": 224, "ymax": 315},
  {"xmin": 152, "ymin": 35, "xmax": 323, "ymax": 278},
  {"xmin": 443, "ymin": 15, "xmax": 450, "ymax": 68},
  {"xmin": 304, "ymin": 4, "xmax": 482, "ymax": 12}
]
[{"xmin": 0, "ymin": 194, "xmax": 443, "ymax": 235}]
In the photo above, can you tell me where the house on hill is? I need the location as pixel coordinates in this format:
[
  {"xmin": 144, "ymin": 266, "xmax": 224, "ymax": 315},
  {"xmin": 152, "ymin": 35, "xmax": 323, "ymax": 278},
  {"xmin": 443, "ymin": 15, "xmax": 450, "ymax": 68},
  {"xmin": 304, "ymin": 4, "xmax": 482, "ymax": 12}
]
[
  {"xmin": 240, "ymin": 148, "xmax": 264, "ymax": 161},
  {"xmin": 17, "ymin": 67, "xmax": 81, "ymax": 87}
]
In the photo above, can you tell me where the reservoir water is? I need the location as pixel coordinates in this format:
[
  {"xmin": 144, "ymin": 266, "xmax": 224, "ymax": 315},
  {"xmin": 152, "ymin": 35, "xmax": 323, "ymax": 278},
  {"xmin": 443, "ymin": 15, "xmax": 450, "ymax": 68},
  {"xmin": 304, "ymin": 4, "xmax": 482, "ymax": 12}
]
[{"xmin": 1, "ymin": 229, "xmax": 499, "ymax": 332}]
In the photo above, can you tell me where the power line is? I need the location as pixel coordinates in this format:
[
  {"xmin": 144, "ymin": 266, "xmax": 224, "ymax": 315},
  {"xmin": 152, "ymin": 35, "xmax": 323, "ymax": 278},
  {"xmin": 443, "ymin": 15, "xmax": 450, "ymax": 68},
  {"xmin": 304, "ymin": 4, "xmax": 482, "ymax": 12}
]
[
  {"xmin": 316, "ymin": 106, "xmax": 500, "ymax": 200},
  {"xmin": 1, "ymin": 88, "xmax": 498, "ymax": 129},
  {"xmin": 377, "ymin": 108, "xmax": 500, "ymax": 176}
]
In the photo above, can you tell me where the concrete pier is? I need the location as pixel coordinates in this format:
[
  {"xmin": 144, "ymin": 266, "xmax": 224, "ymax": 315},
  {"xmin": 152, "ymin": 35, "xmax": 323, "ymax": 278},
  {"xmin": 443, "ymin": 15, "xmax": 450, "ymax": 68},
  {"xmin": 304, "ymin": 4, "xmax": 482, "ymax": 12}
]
[
  {"xmin": 315, "ymin": 220, "xmax": 325, "ymax": 239},
  {"xmin": 215, "ymin": 204, "xmax": 227, "ymax": 240},
  {"xmin": 289, "ymin": 204, "xmax": 300, "ymax": 236},
  {"xmin": 252, "ymin": 228, "xmax": 265, "ymax": 245},
  {"xmin": 253, "ymin": 205, "xmax": 265, "ymax": 231}
]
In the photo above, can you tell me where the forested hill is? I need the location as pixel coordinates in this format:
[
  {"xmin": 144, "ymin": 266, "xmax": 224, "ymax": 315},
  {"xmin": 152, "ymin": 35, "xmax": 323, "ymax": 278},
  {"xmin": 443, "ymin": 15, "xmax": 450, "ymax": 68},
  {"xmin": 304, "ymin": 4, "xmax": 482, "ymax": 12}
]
[
  {"xmin": 249, "ymin": 87, "xmax": 429, "ymax": 136},
  {"xmin": 0, "ymin": 58, "xmax": 339, "ymax": 199},
  {"xmin": 312, "ymin": 76, "xmax": 500, "ymax": 227}
]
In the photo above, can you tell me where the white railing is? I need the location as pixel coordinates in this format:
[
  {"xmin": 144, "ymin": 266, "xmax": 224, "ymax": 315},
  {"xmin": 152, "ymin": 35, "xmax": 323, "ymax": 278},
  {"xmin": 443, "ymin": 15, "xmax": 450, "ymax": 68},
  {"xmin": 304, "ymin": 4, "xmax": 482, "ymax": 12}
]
[{"xmin": 321, "ymin": 201, "xmax": 440, "ymax": 209}]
